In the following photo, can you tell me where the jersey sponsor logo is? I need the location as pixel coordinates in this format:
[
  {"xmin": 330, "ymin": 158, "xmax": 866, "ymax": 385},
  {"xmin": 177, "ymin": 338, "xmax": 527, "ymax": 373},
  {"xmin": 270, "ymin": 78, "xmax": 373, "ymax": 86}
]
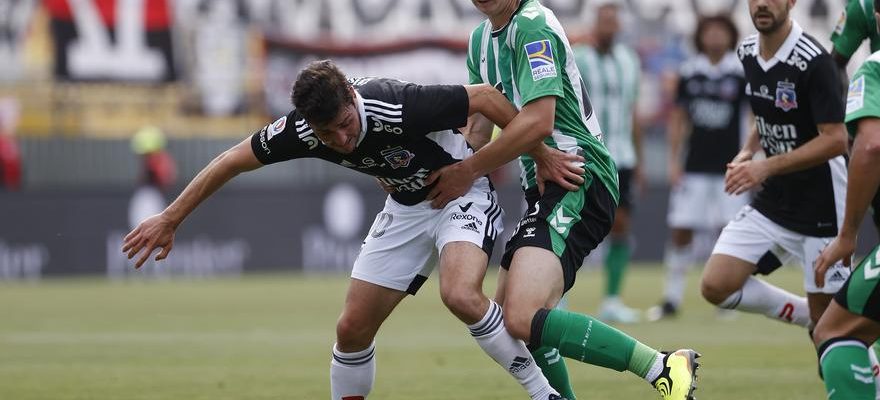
[
  {"xmin": 524, "ymin": 40, "xmax": 557, "ymax": 81},
  {"xmin": 377, "ymin": 168, "xmax": 431, "ymax": 193},
  {"xmin": 751, "ymin": 84, "xmax": 775, "ymax": 101},
  {"xmin": 258, "ymin": 127, "xmax": 271, "ymax": 155},
  {"xmin": 381, "ymin": 146, "xmax": 415, "ymax": 169},
  {"xmin": 720, "ymin": 78, "xmax": 741, "ymax": 100},
  {"xmin": 347, "ymin": 77, "xmax": 374, "ymax": 87},
  {"xmin": 756, "ymin": 116, "xmax": 798, "ymax": 155},
  {"xmin": 774, "ymin": 81, "xmax": 798, "ymax": 111},
  {"xmin": 786, "ymin": 52, "xmax": 809, "ymax": 71},
  {"xmin": 833, "ymin": 10, "xmax": 847, "ymax": 35},
  {"xmin": 451, "ymin": 213, "xmax": 484, "ymax": 225},
  {"xmin": 372, "ymin": 119, "xmax": 403, "ymax": 135},
  {"xmin": 847, "ymin": 75, "xmax": 866, "ymax": 114},
  {"xmin": 461, "ymin": 221, "xmax": 480, "ymax": 232},
  {"xmin": 267, "ymin": 116, "xmax": 287, "ymax": 140},
  {"xmin": 690, "ymin": 99, "xmax": 734, "ymax": 129}
]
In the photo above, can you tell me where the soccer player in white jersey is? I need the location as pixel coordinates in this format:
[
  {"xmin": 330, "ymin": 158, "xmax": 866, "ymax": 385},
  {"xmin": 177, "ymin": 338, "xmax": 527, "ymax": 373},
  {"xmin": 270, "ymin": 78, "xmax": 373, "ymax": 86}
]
[
  {"xmin": 427, "ymin": 1, "xmax": 700, "ymax": 399},
  {"xmin": 648, "ymin": 15, "xmax": 750, "ymax": 321},
  {"xmin": 573, "ymin": 2, "xmax": 644, "ymax": 324},
  {"xmin": 700, "ymin": 0, "xmax": 850, "ymax": 335},
  {"xmin": 123, "ymin": 60, "xmax": 586, "ymax": 400}
]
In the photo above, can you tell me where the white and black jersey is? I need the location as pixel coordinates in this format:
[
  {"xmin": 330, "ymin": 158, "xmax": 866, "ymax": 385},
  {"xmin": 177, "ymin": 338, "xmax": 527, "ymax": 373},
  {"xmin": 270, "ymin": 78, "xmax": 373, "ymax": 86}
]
[
  {"xmin": 676, "ymin": 52, "xmax": 748, "ymax": 174},
  {"xmin": 737, "ymin": 21, "xmax": 846, "ymax": 237},
  {"xmin": 250, "ymin": 78, "xmax": 473, "ymax": 206}
]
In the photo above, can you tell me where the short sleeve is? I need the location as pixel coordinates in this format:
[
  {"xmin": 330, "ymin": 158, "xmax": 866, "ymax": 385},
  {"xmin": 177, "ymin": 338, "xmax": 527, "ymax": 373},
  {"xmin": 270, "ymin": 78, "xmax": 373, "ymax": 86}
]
[
  {"xmin": 467, "ymin": 27, "xmax": 485, "ymax": 85},
  {"xmin": 401, "ymin": 84, "xmax": 470, "ymax": 133},
  {"xmin": 830, "ymin": 0, "xmax": 868, "ymax": 59},
  {"xmin": 845, "ymin": 61, "xmax": 880, "ymax": 136},
  {"xmin": 808, "ymin": 54, "xmax": 846, "ymax": 124},
  {"xmin": 513, "ymin": 28, "xmax": 565, "ymax": 106},
  {"xmin": 249, "ymin": 112, "xmax": 315, "ymax": 164}
]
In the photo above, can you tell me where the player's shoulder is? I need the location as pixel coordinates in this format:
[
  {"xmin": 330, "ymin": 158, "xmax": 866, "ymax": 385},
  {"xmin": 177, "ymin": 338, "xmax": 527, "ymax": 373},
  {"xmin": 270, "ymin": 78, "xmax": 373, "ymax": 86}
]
[
  {"xmin": 469, "ymin": 19, "xmax": 491, "ymax": 42},
  {"xmin": 511, "ymin": 0, "xmax": 551, "ymax": 33},
  {"xmin": 737, "ymin": 34, "xmax": 759, "ymax": 61},
  {"xmin": 856, "ymin": 50, "xmax": 880, "ymax": 76}
]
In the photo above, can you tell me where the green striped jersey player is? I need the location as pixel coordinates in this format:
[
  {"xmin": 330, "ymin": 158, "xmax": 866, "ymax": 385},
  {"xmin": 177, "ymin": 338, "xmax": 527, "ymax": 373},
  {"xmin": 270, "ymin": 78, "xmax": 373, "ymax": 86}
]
[{"xmin": 831, "ymin": 0, "xmax": 880, "ymax": 65}]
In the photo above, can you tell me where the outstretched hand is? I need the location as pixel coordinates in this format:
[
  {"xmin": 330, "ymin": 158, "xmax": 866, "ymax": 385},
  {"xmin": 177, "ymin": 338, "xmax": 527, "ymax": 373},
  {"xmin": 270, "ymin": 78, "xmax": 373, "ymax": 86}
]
[
  {"xmin": 122, "ymin": 213, "xmax": 177, "ymax": 269},
  {"xmin": 533, "ymin": 147, "xmax": 585, "ymax": 195},
  {"xmin": 425, "ymin": 162, "xmax": 477, "ymax": 209}
]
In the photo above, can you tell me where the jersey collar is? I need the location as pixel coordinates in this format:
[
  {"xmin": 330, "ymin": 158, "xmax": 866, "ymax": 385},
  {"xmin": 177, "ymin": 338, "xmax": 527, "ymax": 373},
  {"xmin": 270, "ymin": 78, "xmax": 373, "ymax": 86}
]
[
  {"xmin": 353, "ymin": 89, "xmax": 368, "ymax": 146},
  {"xmin": 756, "ymin": 19, "xmax": 803, "ymax": 72}
]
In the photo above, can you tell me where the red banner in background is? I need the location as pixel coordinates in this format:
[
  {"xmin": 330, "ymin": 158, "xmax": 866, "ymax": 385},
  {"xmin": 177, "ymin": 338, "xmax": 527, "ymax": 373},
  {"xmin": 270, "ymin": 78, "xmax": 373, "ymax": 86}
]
[{"xmin": 45, "ymin": 0, "xmax": 175, "ymax": 82}]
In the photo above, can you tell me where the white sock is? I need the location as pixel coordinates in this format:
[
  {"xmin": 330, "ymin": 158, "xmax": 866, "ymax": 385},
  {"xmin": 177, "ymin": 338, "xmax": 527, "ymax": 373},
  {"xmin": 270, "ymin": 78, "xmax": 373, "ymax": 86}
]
[
  {"xmin": 644, "ymin": 353, "xmax": 665, "ymax": 383},
  {"xmin": 663, "ymin": 244, "xmax": 693, "ymax": 307},
  {"xmin": 330, "ymin": 342, "xmax": 376, "ymax": 400},
  {"xmin": 718, "ymin": 277, "xmax": 810, "ymax": 327},
  {"xmin": 869, "ymin": 342, "xmax": 880, "ymax": 400},
  {"xmin": 468, "ymin": 300, "xmax": 557, "ymax": 400}
]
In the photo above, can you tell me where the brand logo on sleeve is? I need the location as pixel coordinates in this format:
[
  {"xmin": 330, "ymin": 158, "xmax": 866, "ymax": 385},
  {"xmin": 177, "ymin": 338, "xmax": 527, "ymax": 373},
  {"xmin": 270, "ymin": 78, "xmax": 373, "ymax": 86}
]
[
  {"xmin": 267, "ymin": 116, "xmax": 287, "ymax": 140},
  {"xmin": 525, "ymin": 40, "xmax": 557, "ymax": 81},
  {"xmin": 847, "ymin": 75, "xmax": 865, "ymax": 114}
]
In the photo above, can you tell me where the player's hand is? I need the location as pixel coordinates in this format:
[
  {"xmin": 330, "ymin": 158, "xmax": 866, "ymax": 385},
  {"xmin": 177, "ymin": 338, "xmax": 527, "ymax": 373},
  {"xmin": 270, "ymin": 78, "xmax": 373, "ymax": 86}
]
[
  {"xmin": 425, "ymin": 162, "xmax": 478, "ymax": 209},
  {"xmin": 814, "ymin": 234, "xmax": 855, "ymax": 288},
  {"xmin": 532, "ymin": 146, "xmax": 585, "ymax": 195},
  {"xmin": 724, "ymin": 159, "xmax": 769, "ymax": 195},
  {"xmin": 375, "ymin": 178, "xmax": 395, "ymax": 194},
  {"xmin": 122, "ymin": 213, "xmax": 177, "ymax": 269}
]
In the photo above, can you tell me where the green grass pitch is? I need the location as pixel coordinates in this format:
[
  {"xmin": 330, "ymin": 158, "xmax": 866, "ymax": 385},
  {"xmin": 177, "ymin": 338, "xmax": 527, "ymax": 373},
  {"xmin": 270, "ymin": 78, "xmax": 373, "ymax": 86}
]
[{"xmin": 0, "ymin": 265, "xmax": 827, "ymax": 399}]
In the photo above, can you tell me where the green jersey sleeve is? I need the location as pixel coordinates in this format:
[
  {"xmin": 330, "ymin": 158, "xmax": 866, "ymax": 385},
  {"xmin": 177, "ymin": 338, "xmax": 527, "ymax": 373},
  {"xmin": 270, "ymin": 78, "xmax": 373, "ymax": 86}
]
[
  {"xmin": 845, "ymin": 59, "xmax": 880, "ymax": 136},
  {"xmin": 467, "ymin": 24, "xmax": 486, "ymax": 85},
  {"xmin": 512, "ymin": 26, "xmax": 566, "ymax": 106},
  {"xmin": 831, "ymin": 0, "xmax": 869, "ymax": 59}
]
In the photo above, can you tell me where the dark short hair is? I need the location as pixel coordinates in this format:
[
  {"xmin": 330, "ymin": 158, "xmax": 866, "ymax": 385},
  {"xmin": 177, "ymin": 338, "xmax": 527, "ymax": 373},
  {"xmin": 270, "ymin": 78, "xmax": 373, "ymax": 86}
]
[
  {"xmin": 291, "ymin": 60, "xmax": 353, "ymax": 127},
  {"xmin": 693, "ymin": 14, "xmax": 739, "ymax": 53}
]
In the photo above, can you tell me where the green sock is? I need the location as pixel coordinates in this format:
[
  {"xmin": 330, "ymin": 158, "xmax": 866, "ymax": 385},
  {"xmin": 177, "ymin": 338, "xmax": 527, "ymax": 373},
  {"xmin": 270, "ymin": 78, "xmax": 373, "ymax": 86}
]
[
  {"xmin": 604, "ymin": 240, "xmax": 630, "ymax": 297},
  {"xmin": 820, "ymin": 339, "xmax": 876, "ymax": 399},
  {"xmin": 539, "ymin": 309, "xmax": 660, "ymax": 377},
  {"xmin": 532, "ymin": 346, "xmax": 577, "ymax": 399}
]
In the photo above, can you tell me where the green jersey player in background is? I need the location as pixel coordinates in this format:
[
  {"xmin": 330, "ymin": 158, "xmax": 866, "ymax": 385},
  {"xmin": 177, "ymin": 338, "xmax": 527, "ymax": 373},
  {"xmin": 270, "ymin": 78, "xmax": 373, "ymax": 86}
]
[
  {"xmin": 426, "ymin": 1, "xmax": 700, "ymax": 399},
  {"xmin": 814, "ymin": 2, "xmax": 880, "ymax": 396},
  {"xmin": 573, "ymin": 1, "xmax": 644, "ymax": 324}
]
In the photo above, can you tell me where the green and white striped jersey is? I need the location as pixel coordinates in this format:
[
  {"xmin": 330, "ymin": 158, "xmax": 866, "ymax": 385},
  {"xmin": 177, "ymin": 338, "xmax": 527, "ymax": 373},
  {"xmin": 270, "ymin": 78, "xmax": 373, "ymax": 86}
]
[
  {"xmin": 466, "ymin": 0, "xmax": 619, "ymax": 202},
  {"xmin": 573, "ymin": 43, "xmax": 640, "ymax": 169}
]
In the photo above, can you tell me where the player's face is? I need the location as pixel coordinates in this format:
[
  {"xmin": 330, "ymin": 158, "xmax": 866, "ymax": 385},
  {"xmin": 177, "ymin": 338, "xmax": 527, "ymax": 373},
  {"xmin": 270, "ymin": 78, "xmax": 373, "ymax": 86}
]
[
  {"xmin": 312, "ymin": 103, "xmax": 360, "ymax": 154},
  {"xmin": 748, "ymin": 0, "xmax": 793, "ymax": 33},
  {"xmin": 594, "ymin": 6, "xmax": 620, "ymax": 45},
  {"xmin": 701, "ymin": 22, "xmax": 732, "ymax": 57}
]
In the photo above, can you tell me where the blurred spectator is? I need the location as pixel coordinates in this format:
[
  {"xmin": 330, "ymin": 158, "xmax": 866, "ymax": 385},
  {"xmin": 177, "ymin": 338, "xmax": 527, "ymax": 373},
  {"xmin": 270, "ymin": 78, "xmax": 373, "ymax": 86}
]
[
  {"xmin": 128, "ymin": 126, "xmax": 176, "ymax": 229},
  {"xmin": 0, "ymin": 98, "xmax": 22, "ymax": 190},
  {"xmin": 573, "ymin": 2, "xmax": 643, "ymax": 324}
]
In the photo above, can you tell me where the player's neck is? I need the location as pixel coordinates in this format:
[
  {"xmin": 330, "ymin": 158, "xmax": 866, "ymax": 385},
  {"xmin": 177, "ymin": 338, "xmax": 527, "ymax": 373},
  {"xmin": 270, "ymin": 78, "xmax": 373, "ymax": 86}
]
[
  {"xmin": 488, "ymin": 0, "xmax": 521, "ymax": 29},
  {"xmin": 706, "ymin": 51, "xmax": 724, "ymax": 65},
  {"xmin": 758, "ymin": 18, "xmax": 793, "ymax": 61}
]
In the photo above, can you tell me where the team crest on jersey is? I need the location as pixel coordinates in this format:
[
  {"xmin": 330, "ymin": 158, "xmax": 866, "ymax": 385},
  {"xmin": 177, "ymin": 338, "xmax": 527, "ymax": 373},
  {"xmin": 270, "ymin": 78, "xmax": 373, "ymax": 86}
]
[
  {"xmin": 775, "ymin": 81, "xmax": 798, "ymax": 111},
  {"xmin": 525, "ymin": 40, "xmax": 557, "ymax": 81},
  {"xmin": 267, "ymin": 116, "xmax": 287, "ymax": 140},
  {"xmin": 847, "ymin": 75, "xmax": 866, "ymax": 114},
  {"xmin": 381, "ymin": 146, "xmax": 414, "ymax": 169}
]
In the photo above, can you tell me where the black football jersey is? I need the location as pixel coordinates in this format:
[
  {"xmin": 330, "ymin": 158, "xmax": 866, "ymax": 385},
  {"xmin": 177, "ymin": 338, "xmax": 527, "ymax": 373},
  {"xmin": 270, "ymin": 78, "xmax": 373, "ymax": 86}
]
[
  {"xmin": 737, "ymin": 22, "xmax": 846, "ymax": 237},
  {"xmin": 250, "ymin": 78, "xmax": 473, "ymax": 206},
  {"xmin": 676, "ymin": 52, "xmax": 747, "ymax": 174}
]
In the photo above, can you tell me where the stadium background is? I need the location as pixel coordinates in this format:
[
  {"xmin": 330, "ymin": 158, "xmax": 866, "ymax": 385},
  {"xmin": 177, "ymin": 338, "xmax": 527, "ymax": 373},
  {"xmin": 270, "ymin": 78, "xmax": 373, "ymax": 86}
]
[{"xmin": 1, "ymin": 0, "xmax": 876, "ymax": 280}]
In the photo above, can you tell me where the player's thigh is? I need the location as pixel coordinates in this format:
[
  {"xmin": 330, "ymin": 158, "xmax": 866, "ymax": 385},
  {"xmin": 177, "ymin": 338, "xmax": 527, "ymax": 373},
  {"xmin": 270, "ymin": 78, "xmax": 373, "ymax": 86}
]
[
  {"xmin": 337, "ymin": 278, "xmax": 408, "ymax": 350},
  {"xmin": 494, "ymin": 267, "xmax": 509, "ymax": 305},
  {"xmin": 823, "ymin": 244, "xmax": 880, "ymax": 344},
  {"xmin": 814, "ymin": 301, "xmax": 880, "ymax": 347},
  {"xmin": 437, "ymin": 241, "xmax": 490, "ymax": 320},
  {"xmin": 704, "ymin": 206, "xmax": 775, "ymax": 292},
  {"xmin": 807, "ymin": 293, "xmax": 834, "ymax": 324},
  {"xmin": 352, "ymin": 200, "xmax": 437, "ymax": 296},
  {"xmin": 504, "ymin": 246, "xmax": 566, "ymax": 336},
  {"xmin": 801, "ymin": 236, "xmax": 851, "ymax": 295},
  {"xmin": 611, "ymin": 168, "xmax": 633, "ymax": 236},
  {"xmin": 714, "ymin": 175, "xmax": 750, "ymax": 228},
  {"xmin": 500, "ymin": 177, "xmax": 615, "ymax": 294}
]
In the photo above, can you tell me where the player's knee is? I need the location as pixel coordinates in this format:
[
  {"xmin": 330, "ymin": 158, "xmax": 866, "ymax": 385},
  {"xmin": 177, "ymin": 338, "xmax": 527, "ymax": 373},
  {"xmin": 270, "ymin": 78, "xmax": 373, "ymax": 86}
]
[
  {"xmin": 671, "ymin": 229, "xmax": 692, "ymax": 247},
  {"xmin": 335, "ymin": 315, "xmax": 376, "ymax": 350},
  {"xmin": 501, "ymin": 306, "xmax": 534, "ymax": 342},
  {"xmin": 440, "ymin": 286, "xmax": 485, "ymax": 322},
  {"xmin": 700, "ymin": 278, "xmax": 732, "ymax": 305}
]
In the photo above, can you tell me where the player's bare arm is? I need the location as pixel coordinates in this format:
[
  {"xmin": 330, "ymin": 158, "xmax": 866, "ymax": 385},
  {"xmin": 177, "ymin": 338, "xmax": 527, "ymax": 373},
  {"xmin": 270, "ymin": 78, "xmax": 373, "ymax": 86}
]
[
  {"xmin": 426, "ymin": 95, "xmax": 560, "ymax": 208},
  {"xmin": 666, "ymin": 104, "xmax": 688, "ymax": 186},
  {"xmin": 122, "ymin": 138, "xmax": 262, "ymax": 268},
  {"xmin": 725, "ymin": 122, "xmax": 848, "ymax": 195},
  {"xmin": 815, "ymin": 117, "xmax": 880, "ymax": 285}
]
